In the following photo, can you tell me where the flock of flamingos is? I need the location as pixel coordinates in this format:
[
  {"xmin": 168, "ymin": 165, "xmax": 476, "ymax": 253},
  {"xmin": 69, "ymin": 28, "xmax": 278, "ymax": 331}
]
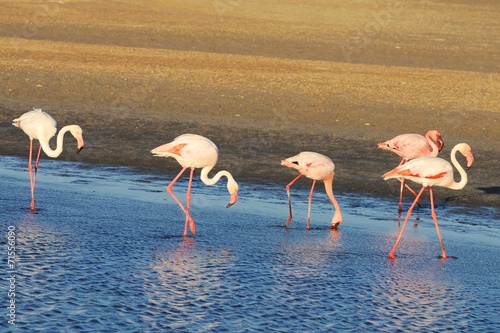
[{"xmin": 12, "ymin": 109, "xmax": 474, "ymax": 260}]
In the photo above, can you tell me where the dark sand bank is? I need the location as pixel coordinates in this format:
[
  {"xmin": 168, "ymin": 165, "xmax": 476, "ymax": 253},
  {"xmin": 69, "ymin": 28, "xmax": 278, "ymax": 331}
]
[{"xmin": 0, "ymin": 0, "xmax": 499, "ymax": 207}]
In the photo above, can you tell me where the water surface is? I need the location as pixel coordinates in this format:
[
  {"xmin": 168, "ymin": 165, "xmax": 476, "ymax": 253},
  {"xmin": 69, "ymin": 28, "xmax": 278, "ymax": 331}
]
[{"xmin": 1, "ymin": 156, "xmax": 499, "ymax": 332}]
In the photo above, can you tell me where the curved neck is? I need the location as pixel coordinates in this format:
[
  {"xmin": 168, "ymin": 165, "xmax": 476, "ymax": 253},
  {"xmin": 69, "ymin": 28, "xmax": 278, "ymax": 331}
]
[
  {"xmin": 39, "ymin": 125, "xmax": 73, "ymax": 158},
  {"xmin": 448, "ymin": 145, "xmax": 468, "ymax": 190},
  {"xmin": 425, "ymin": 132, "xmax": 439, "ymax": 156},
  {"xmin": 322, "ymin": 177, "xmax": 339, "ymax": 209},
  {"xmin": 200, "ymin": 166, "xmax": 234, "ymax": 186}
]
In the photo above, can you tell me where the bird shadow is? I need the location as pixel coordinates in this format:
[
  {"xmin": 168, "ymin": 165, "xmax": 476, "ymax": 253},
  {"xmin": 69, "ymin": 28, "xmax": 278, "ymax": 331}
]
[{"xmin": 477, "ymin": 186, "xmax": 500, "ymax": 195}]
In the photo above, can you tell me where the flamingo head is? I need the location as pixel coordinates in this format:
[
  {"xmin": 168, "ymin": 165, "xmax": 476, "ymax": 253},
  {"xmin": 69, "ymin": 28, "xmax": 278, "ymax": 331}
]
[
  {"xmin": 226, "ymin": 178, "xmax": 239, "ymax": 208},
  {"xmin": 465, "ymin": 147, "xmax": 474, "ymax": 170},
  {"xmin": 458, "ymin": 143, "xmax": 474, "ymax": 170},
  {"xmin": 70, "ymin": 125, "xmax": 85, "ymax": 153},
  {"xmin": 428, "ymin": 130, "xmax": 444, "ymax": 152}
]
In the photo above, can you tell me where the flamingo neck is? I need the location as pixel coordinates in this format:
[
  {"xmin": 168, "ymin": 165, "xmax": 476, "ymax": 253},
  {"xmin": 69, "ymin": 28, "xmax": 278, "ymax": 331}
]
[
  {"xmin": 39, "ymin": 125, "xmax": 73, "ymax": 158},
  {"xmin": 200, "ymin": 166, "xmax": 234, "ymax": 186},
  {"xmin": 448, "ymin": 145, "xmax": 468, "ymax": 190},
  {"xmin": 425, "ymin": 132, "xmax": 439, "ymax": 155},
  {"xmin": 323, "ymin": 176, "xmax": 340, "ymax": 209}
]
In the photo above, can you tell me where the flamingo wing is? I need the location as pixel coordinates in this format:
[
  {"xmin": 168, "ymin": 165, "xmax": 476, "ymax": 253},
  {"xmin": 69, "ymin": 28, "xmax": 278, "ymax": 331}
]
[
  {"xmin": 13, "ymin": 109, "xmax": 57, "ymax": 140},
  {"xmin": 383, "ymin": 157, "xmax": 452, "ymax": 185}
]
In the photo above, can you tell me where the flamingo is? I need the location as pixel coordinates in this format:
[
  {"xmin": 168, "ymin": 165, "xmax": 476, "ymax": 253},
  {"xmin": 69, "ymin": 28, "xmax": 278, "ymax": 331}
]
[
  {"xmin": 12, "ymin": 109, "xmax": 85, "ymax": 211},
  {"xmin": 281, "ymin": 152, "xmax": 342, "ymax": 230},
  {"xmin": 151, "ymin": 134, "xmax": 239, "ymax": 237},
  {"xmin": 378, "ymin": 130, "xmax": 444, "ymax": 212},
  {"xmin": 383, "ymin": 143, "xmax": 474, "ymax": 259}
]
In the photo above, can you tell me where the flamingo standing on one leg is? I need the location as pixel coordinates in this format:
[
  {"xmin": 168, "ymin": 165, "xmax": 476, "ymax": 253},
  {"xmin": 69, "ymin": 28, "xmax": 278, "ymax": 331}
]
[
  {"xmin": 12, "ymin": 109, "xmax": 85, "ymax": 211},
  {"xmin": 281, "ymin": 152, "xmax": 342, "ymax": 230},
  {"xmin": 378, "ymin": 130, "xmax": 444, "ymax": 212},
  {"xmin": 383, "ymin": 143, "xmax": 474, "ymax": 259},
  {"xmin": 151, "ymin": 134, "xmax": 239, "ymax": 237}
]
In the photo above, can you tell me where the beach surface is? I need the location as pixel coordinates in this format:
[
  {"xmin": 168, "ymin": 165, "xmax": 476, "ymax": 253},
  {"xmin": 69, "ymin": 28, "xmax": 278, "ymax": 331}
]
[{"xmin": 0, "ymin": 0, "xmax": 499, "ymax": 207}]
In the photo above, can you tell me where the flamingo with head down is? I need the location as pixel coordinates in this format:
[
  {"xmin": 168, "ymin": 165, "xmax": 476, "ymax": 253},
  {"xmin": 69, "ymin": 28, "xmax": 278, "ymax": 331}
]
[
  {"xmin": 378, "ymin": 130, "xmax": 444, "ymax": 212},
  {"xmin": 281, "ymin": 151, "xmax": 342, "ymax": 230},
  {"xmin": 151, "ymin": 134, "xmax": 239, "ymax": 237}
]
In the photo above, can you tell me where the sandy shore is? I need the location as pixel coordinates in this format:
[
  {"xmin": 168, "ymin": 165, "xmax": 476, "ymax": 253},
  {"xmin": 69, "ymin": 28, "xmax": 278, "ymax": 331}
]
[{"xmin": 0, "ymin": 0, "xmax": 499, "ymax": 207}]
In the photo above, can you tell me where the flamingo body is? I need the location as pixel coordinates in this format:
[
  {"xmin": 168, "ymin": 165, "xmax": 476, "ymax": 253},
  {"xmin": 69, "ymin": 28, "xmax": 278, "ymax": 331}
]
[
  {"xmin": 281, "ymin": 151, "xmax": 342, "ymax": 229},
  {"xmin": 152, "ymin": 134, "xmax": 218, "ymax": 169},
  {"xmin": 378, "ymin": 130, "xmax": 443, "ymax": 161},
  {"xmin": 383, "ymin": 143, "xmax": 474, "ymax": 259},
  {"xmin": 13, "ymin": 109, "xmax": 57, "ymax": 143},
  {"xmin": 151, "ymin": 134, "xmax": 239, "ymax": 237},
  {"xmin": 13, "ymin": 109, "xmax": 84, "ymax": 211}
]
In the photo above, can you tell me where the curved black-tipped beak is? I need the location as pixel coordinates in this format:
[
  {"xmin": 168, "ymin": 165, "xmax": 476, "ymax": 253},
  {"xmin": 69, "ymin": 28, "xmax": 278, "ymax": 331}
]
[
  {"xmin": 226, "ymin": 191, "xmax": 238, "ymax": 208},
  {"xmin": 77, "ymin": 146, "xmax": 84, "ymax": 154}
]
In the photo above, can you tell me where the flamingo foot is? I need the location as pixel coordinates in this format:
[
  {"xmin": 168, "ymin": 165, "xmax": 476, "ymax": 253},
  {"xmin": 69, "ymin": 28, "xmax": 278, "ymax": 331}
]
[
  {"xmin": 328, "ymin": 221, "xmax": 341, "ymax": 230},
  {"xmin": 388, "ymin": 252, "xmax": 396, "ymax": 260},
  {"xmin": 30, "ymin": 202, "xmax": 36, "ymax": 211},
  {"xmin": 284, "ymin": 217, "xmax": 292, "ymax": 228}
]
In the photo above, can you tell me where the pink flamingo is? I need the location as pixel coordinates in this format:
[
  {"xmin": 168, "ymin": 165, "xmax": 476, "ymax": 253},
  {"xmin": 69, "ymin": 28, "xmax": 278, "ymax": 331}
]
[
  {"xmin": 281, "ymin": 152, "xmax": 342, "ymax": 230},
  {"xmin": 151, "ymin": 134, "xmax": 239, "ymax": 237},
  {"xmin": 12, "ymin": 109, "xmax": 85, "ymax": 211},
  {"xmin": 383, "ymin": 143, "xmax": 474, "ymax": 259},
  {"xmin": 378, "ymin": 130, "xmax": 444, "ymax": 212}
]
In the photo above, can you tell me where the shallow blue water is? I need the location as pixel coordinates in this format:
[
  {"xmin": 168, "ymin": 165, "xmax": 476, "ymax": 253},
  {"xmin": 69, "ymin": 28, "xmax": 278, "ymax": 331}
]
[{"xmin": 1, "ymin": 155, "xmax": 499, "ymax": 332}]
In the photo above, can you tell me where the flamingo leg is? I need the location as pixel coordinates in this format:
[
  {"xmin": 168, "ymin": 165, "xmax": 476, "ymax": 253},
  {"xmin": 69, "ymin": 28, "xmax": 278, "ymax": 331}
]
[
  {"xmin": 397, "ymin": 177, "xmax": 422, "ymax": 212},
  {"xmin": 28, "ymin": 139, "xmax": 36, "ymax": 211},
  {"xmin": 429, "ymin": 187, "xmax": 448, "ymax": 259},
  {"xmin": 388, "ymin": 186, "xmax": 426, "ymax": 259},
  {"xmin": 398, "ymin": 178, "xmax": 405, "ymax": 212},
  {"xmin": 166, "ymin": 167, "xmax": 196, "ymax": 237},
  {"xmin": 285, "ymin": 174, "xmax": 302, "ymax": 227},
  {"xmin": 306, "ymin": 179, "xmax": 317, "ymax": 230},
  {"xmin": 396, "ymin": 158, "xmax": 421, "ymax": 211},
  {"xmin": 404, "ymin": 182, "xmax": 422, "ymax": 207},
  {"xmin": 32, "ymin": 145, "xmax": 42, "ymax": 195},
  {"xmin": 184, "ymin": 168, "xmax": 196, "ymax": 236}
]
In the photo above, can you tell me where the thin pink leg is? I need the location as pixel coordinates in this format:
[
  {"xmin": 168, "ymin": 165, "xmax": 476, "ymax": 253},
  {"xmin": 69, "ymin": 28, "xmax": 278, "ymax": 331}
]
[
  {"xmin": 398, "ymin": 178, "xmax": 405, "ymax": 212},
  {"xmin": 306, "ymin": 179, "xmax": 316, "ymax": 230},
  {"xmin": 285, "ymin": 174, "xmax": 302, "ymax": 227},
  {"xmin": 32, "ymin": 145, "xmax": 42, "ymax": 194},
  {"xmin": 28, "ymin": 139, "xmax": 36, "ymax": 211},
  {"xmin": 184, "ymin": 168, "xmax": 196, "ymax": 236},
  {"xmin": 429, "ymin": 187, "xmax": 448, "ymax": 259},
  {"xmin": 398, "ymin": 178, "xmax": 422, "ymax": 211},
  {"xmin": 404, "ymin": 182, "xmax": 421, "ymax": 206},
  {"xmin": 388, "ymin": 186, "xmax": 426, "ymax": 259},
  {"xmin": 166, "ymin": 167, "xmax": 195, "ymax": 237}
]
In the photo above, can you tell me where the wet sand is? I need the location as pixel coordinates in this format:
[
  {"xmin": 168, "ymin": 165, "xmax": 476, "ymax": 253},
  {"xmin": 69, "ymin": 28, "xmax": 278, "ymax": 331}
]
[{"xmin": 0, "ymin": 0, "xmax": 499, "ymax": 207}]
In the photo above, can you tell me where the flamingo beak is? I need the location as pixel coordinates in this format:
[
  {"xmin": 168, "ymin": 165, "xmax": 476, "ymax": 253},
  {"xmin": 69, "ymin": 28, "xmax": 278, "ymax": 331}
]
[
  {"xmin": 77, "ymin": 137, "xmax": 85, "ymax": 154},
  {"xmin": 226, "ymin": 191, "xmax": 238, "ymax": 208},
  {"xmin": 438, "ymin": 138, "xmax": 444, "ymax": 152},
  {"xmin": 466, "ymin": 152, "xmax": 474, "ymax": 170}
]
